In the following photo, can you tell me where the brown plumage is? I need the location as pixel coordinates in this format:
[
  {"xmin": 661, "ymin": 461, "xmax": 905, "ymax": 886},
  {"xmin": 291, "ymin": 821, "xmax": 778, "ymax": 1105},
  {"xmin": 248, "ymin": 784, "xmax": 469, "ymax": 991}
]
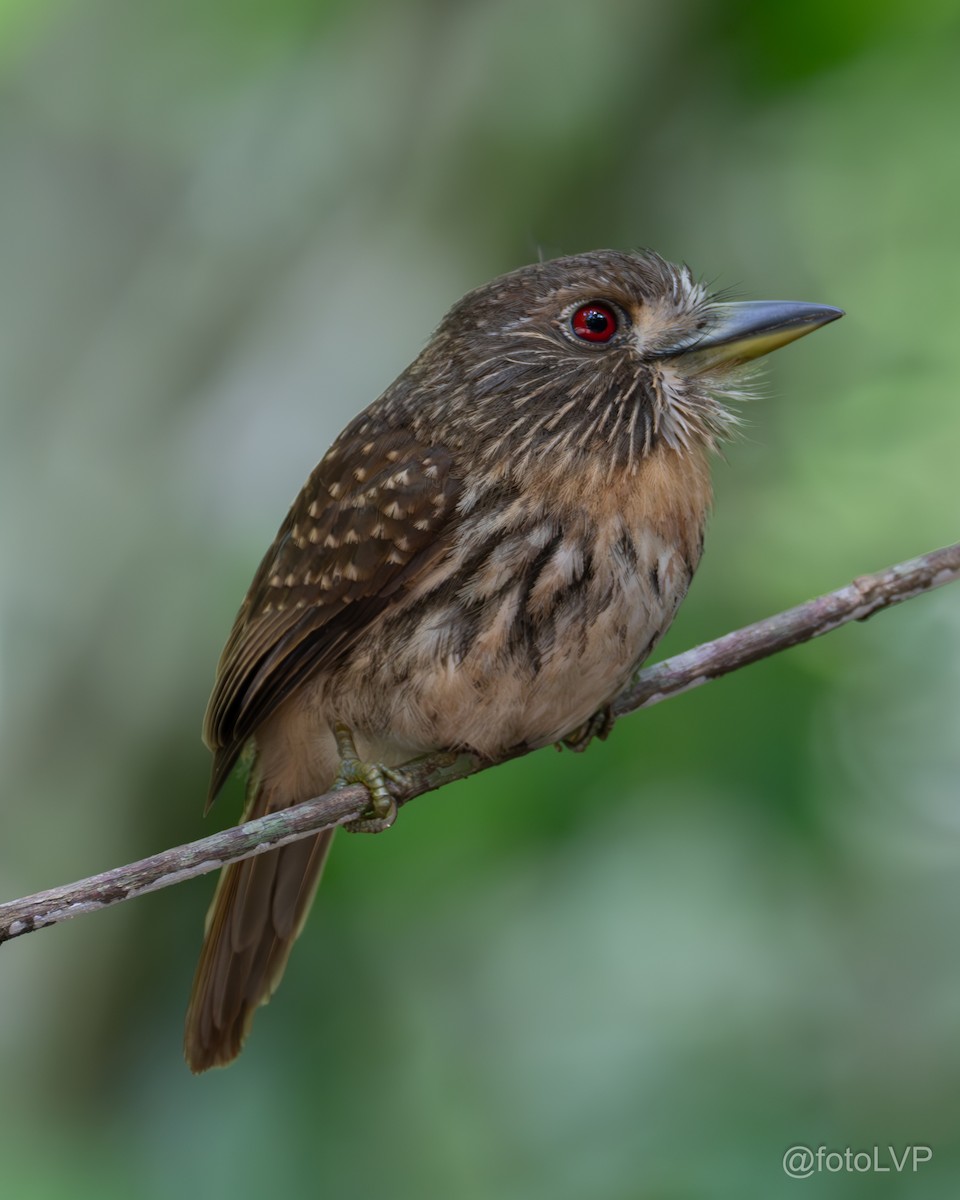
[{"xmin": 184, "ymin": 249, "xmax": 841, "ymax": 1071}]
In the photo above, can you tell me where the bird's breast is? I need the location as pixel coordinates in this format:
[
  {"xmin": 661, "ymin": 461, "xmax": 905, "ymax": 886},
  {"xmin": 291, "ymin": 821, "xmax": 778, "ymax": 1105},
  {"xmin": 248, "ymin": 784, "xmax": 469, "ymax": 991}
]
[{"xmin": 325, "ymin": 443, "xmax": 712, "ymax": 761}]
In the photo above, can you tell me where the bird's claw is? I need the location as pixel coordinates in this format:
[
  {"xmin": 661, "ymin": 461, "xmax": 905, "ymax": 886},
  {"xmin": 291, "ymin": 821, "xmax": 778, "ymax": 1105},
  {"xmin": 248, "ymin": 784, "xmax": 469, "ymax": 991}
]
[
  {"xmin": 558, "ymin": 704, "xmax": 615, "ymax": 753},
  {"xmin": 333, "ymin": 721, "xmax": 407, "ymax": 833}
]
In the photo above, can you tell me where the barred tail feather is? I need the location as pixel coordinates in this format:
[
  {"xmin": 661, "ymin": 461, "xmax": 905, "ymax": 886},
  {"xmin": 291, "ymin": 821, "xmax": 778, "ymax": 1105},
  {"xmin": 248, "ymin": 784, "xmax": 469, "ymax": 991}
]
[{"xmin": 183, "ymin": 774, "xmax": 335, "ymax": 1073}]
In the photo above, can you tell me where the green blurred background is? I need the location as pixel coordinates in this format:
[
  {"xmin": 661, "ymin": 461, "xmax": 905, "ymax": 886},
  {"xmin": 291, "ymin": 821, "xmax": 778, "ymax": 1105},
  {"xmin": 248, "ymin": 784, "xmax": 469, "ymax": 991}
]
[{"xmin": 2, "ymin": 0, "xmax": 959, "ymax": 1196}]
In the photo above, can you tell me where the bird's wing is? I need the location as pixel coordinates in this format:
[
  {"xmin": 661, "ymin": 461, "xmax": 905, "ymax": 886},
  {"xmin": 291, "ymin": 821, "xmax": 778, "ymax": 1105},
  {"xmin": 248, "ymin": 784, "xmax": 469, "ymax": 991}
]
[{"xmin": 203, "ymin": 423, "xmax": 460, "ymax": 805}]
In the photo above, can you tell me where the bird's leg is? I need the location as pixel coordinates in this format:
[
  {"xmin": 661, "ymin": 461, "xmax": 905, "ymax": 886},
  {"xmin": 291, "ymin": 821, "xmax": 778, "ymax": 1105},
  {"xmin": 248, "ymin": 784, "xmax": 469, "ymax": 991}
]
[
  {"xmin": 333, "ymin": 721, "xmax": 408, "ymax": 833},
  {"xmin": 558, "ymin": 704, "xmax": 615, "ymax": 753}
]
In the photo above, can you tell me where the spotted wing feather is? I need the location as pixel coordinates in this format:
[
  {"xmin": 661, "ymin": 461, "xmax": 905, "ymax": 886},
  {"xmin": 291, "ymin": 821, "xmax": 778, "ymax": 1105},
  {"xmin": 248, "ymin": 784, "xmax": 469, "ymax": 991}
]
[{"xmin": 203, "ymin": 426, "xmax": 459, "ymax": 803}]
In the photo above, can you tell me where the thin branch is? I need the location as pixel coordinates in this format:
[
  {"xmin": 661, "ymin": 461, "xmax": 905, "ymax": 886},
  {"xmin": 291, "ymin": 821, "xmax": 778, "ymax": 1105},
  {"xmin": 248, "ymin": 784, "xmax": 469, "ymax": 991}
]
[{"xmin": 2, "ymin": 541, "xmax": 958, "ymax": 945}]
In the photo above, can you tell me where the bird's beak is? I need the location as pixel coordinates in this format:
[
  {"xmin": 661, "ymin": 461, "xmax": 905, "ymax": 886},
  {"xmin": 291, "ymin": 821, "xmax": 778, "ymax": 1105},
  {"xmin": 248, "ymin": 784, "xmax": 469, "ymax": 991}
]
[{"xmin": 661, "ymin": 300, "xmax": 844, "ymax": 371}]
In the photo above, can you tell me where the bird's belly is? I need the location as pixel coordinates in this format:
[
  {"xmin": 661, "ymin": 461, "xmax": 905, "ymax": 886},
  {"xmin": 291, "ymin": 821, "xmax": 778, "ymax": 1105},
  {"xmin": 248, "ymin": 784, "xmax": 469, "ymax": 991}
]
[
  {"xmin": 329, "ymin": 535, "xmax": 692, "ymax": 762},
  {"xmin": 452, "ymin": 576, "xmax": 670, "ymax": 753}
]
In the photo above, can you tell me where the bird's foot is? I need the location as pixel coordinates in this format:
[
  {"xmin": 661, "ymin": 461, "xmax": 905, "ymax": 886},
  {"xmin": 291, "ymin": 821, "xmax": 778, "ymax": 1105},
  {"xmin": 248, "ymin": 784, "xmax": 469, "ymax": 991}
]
[
  {"xmin": 333, "ymin": 722, "xmax": 407, "ymax": 833},
  {"xmin": 558, "ymin": 704, "xmax": 615, "ymax": 753}
]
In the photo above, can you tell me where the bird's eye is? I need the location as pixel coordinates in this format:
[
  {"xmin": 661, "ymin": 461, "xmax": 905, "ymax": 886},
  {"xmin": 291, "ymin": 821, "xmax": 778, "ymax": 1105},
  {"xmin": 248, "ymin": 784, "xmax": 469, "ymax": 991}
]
[{"xmin": 570, "ymin": 302, "xmax": 618, "ymax": 343}]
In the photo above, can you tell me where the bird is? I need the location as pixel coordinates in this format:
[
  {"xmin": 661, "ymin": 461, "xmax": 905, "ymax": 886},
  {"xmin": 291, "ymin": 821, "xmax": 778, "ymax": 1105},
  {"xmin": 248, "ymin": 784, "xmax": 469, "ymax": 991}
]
[{"xmin": 184, "ymin": 249, "xmax": 842, "ymax": 1072}]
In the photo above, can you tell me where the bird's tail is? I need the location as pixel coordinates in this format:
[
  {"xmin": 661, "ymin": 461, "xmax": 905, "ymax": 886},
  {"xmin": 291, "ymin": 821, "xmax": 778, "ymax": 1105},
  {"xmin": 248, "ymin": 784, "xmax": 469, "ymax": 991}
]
[{"xmin": 183, "ymin": 769, "xmax": 334, "ymax": 1073}]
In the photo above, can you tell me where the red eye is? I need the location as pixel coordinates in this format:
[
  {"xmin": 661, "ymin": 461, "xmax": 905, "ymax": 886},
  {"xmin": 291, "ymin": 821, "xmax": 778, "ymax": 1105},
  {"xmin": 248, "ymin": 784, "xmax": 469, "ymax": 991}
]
[{"xmin": 571, "ymin": 302, "xmax": 618, "ymax": 343}]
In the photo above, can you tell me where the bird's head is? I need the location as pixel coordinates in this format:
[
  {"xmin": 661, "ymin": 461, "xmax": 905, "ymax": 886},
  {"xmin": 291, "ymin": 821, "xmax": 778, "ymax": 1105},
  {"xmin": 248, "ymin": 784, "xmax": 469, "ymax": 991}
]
[{"xmin": 422, "ymin": 249, "xmax": 841, "ymax": 474}]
